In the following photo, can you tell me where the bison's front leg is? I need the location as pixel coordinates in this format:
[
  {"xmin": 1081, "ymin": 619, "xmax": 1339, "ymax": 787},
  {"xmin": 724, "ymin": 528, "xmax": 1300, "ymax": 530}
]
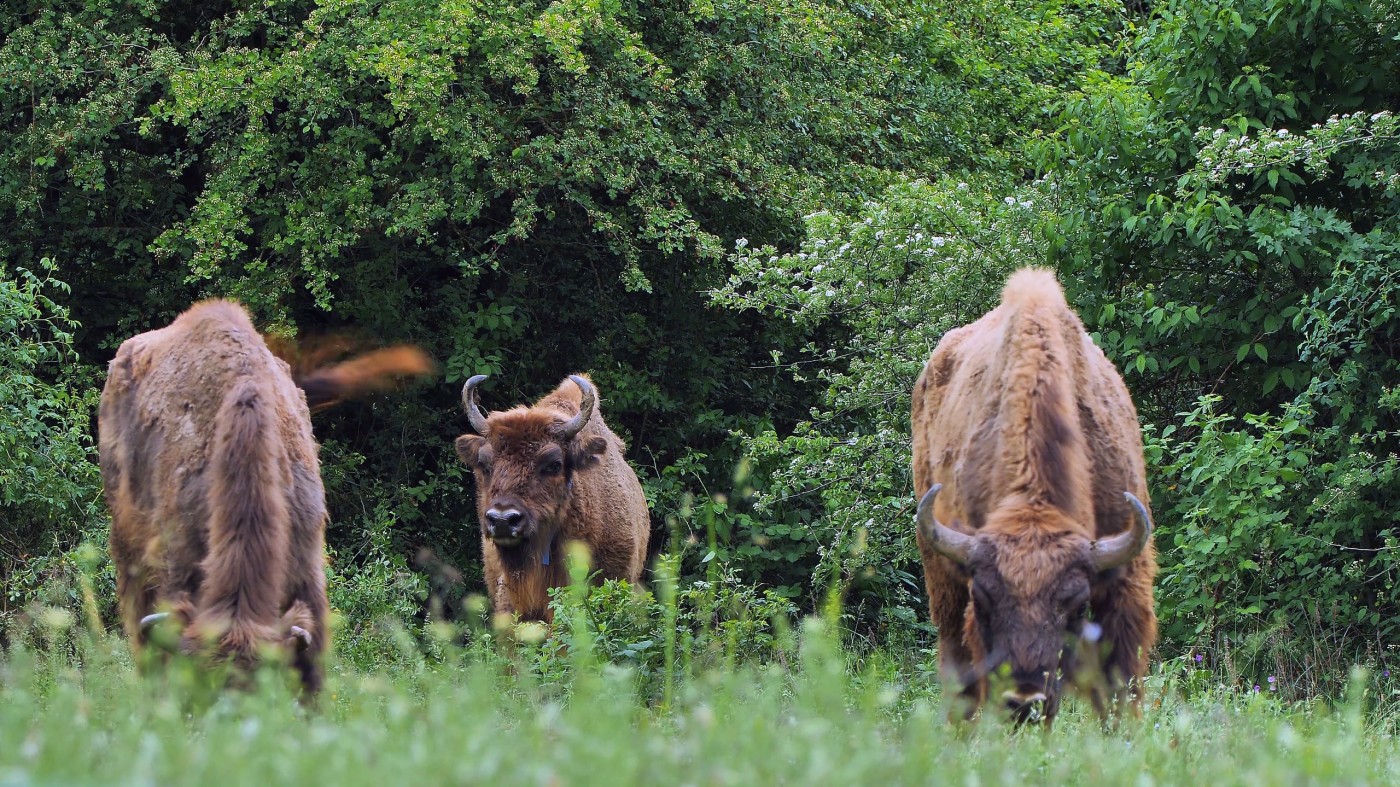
[
  {"xmin": 924, "ymin": 555, "xmax": 984, "ymax": 721},
  {"xmin": 114, "ymin": 562, "xmax": 152, "ymax": 649},
  {"xmin": 110, "ymin": 522, "xmax": 161, "ymax": 655},
  {"xmin": 1090, "ymin": 561, "xmax": 1157, "ymax": 719}
]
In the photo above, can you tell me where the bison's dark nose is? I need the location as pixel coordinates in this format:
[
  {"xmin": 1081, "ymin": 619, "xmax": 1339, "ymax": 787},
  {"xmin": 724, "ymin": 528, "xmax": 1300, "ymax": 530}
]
[
  {"xmin": 1002, "ymin": 687, "xmax": 1049, "ymax": 723},
  {"xmin": 485, "ymin": 508, "xmax": 524, "ymax": 539}
]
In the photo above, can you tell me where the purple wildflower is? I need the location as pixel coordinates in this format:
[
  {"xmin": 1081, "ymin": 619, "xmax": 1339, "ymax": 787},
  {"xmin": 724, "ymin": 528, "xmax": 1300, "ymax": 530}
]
[
  {"xmin": 1195, "ymin": 653, "xmax": 1203, "ymax": 663},
  {"xmin": 1385, "ymin": 669, "xmax": 1392, "ymax": 678},
  {"xmin": 1267, "ymin": 676, "xmax": 1275, "ymax": 684},
  {"xmin": 1253, "ymin": 684, "xmax": 1260, "ymax": 692}
]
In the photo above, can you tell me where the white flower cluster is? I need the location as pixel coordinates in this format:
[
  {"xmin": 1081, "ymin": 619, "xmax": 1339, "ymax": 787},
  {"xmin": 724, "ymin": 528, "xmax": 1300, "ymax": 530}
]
[{"xmin": 1191, "ymin": 111, "xmax": 1399, "ymax": 189}]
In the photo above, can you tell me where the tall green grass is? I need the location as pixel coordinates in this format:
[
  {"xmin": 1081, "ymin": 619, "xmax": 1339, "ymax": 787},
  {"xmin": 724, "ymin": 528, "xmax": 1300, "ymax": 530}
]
[
  {"xmin": 4, "ymin": 603, "xmax": 1399, "ymax": 786},
  {"xmin": 1, "ymin": 547, "xmax": 1396, "ymax": 785}
]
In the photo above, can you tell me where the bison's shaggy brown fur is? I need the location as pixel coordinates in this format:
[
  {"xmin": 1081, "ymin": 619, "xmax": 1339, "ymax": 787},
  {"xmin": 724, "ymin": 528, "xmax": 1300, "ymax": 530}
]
[
  {"xmin": 455, "ymin": 375, "xmax": 650, "ymax": 622},
  {"xmin": 911, "ymin": 268, "xmax": 1157, "ymax": 723},
  {"xmin": 99, "ymin": 300, "xmax": 431, "ymax": 692}
]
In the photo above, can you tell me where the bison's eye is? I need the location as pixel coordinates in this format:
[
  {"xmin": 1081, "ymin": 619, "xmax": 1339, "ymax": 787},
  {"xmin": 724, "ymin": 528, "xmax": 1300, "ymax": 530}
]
[
  {"xmin": 970, "ymin": 579, "xmax": 995, "ymax": 609},
  {"xmin": 1058, "ymin": 582, "xmax": 1090, "ymax": 615},
  {"xmin": 540, "ymin": 459, "xmax": 563, "ymax": 476}
]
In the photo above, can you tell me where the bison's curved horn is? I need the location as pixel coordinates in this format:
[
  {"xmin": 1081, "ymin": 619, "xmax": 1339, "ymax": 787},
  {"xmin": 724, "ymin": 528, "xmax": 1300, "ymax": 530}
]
[
  {"xmin": 1091, "ymin": 491, "xmax": 1154, "ymax": 572},
  {"xmin": 915, "ymin": 483, "xmax": 975, "ymax": 566},
  {"xmin": 556, "ymin": 375, "xmax": 596, "ymax": 441},
  {"xmin": 139, "ymin": 612, "xmax": 182, "ymax": 653},
  {"xmin": 462, "ymin": 374, "xmax": 490, "ymax": 434}
]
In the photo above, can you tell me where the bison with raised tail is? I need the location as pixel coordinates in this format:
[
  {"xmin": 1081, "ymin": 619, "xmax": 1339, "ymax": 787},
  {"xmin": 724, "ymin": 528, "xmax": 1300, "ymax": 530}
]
[
  {"xmin": 911, "ymin": 268, "xmax": 1157, "ymax": 724},
  {"xmin": 455, "ymin": 374, "xmax": 650, "ymax": 622},
  {"xmin": 99, "ymin": 300, "xmax": 432, "ymax": 693}
]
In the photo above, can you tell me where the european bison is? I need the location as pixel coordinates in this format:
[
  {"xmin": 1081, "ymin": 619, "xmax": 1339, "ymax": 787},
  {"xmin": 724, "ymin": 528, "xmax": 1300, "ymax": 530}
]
[
  {"xmin": 911, "ymin": 268, "xmax": 1157, "ymax": 724},
  {"xmin": 455, "ymin": 374, "xmax": 650, "ymax": 621},
  {"xmin": 99, "ymin": 300, "xmax": 431, "ymax": 692}
]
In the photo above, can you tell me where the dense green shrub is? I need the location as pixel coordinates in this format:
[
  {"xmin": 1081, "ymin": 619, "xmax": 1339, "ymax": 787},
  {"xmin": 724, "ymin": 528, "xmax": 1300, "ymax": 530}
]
[
  {"xmin": 542, "ymin": 568, "xmax": 798, "ymax": 694},
  {"xmin": 707, "ymin": 0, "xmax": 1400, "ymax": 676},
  {"xmin": 0, "ymin": 260, "xmax": 103, "ymax": 622},
  {"xmin": 0, "ymin": 0, "xmax": 992, "ymax": 611},
  {"xmin": 712, "ymin": 176, "xmax": 1061, "ymax": 633},
  {"xmin": 2, "ymin": 0, "xmax": 1397, "ymax": 693},
  {"xmin": 701, "ymin": 0, "xmax": 1126, "ymax": 633}
]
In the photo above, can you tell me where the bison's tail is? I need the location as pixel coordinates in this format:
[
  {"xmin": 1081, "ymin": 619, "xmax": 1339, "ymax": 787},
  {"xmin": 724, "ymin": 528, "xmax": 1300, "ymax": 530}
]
[
  {"xmin": 292, "ymin": 345, "xmax": 435, "ymax": 412},
  {"xmin": 192, "ymin": 377, "xmax": 290, "ymax": 668}
]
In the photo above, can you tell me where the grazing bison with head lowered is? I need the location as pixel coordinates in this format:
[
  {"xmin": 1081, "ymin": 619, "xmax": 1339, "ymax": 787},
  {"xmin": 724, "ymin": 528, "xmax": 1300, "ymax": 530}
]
[
  {"xmin": 99, "ymin": 299, "xmax": 431, "ymax": 693},
  {"xmin": 455, "ymin": 374, "xmax": 650, "ymax": 621},
  {"xmin": 911, "ymin": 268, "xmax": 1156, "ymax": 724}
]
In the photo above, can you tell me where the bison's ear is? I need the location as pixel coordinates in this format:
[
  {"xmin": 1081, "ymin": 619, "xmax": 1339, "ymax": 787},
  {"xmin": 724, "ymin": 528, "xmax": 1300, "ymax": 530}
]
[
  {"xmin": 569, "ymin": 436, "xmax": 609, "ymax": 469},
  {"xmin": 455, "ymin": 434, "xmax": 486, "ymax": 466}
]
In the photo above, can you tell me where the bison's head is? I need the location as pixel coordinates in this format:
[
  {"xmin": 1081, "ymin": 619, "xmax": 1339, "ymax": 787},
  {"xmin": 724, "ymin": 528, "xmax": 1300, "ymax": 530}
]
[
  {"xmin": 454, "ymin": 375, "xmax": 607, "ymax": 560},
  {"xmin": 916, "ymin": 484, "xmax": 1152, "ymax": 723},
  {"xmin": 138, "ymin": 603, "xmax": 314, "ymax": 684}
]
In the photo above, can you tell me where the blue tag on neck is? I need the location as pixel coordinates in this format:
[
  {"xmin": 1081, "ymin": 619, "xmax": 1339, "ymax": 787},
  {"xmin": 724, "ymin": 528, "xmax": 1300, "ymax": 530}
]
[{"xmin": 542, "ymin": 530, "xmax": 558, "ymax": 566}]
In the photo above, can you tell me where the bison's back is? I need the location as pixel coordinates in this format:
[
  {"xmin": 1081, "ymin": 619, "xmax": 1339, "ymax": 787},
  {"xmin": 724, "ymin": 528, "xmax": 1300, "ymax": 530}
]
[
  {"xmin": 537, "ymin": 381, "xmax": 650, "ymax": 581},
  {"xmin": 913, "ymin": 270, "xmax": 1146, "ymax": 539},
  {"xmin": 101, "ymin": 301, "xmax": 315, "ymax": 524},
  {"xmin": 580, "ymin": 425, "xmax": 651, "ymax": 580}
]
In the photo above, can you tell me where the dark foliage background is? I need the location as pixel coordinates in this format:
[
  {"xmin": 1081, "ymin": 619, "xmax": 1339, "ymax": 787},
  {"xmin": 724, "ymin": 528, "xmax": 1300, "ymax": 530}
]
[{"xmin": 2, "ymin": 0, "xmax": 1396, "ymax": 692}]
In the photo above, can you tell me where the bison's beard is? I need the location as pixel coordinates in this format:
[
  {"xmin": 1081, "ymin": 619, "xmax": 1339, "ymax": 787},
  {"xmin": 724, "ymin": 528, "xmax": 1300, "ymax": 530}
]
[{"xmin": 493, "ymin": 528, "xmax": 559, "ymax": 573}]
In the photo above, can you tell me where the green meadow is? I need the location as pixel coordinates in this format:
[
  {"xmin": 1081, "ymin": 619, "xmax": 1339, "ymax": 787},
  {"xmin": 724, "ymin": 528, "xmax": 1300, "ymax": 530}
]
[
  {"xmin": 5, "ymin": 556, "xmax": 1400, "ymax": 786},
  {"xmin": 5, "ymin": 605, "xmax": 1399, "ymax": 786},
  {"xmin": 3, "ymin": 0, "xmax": 1398, "ymax": 783}
]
